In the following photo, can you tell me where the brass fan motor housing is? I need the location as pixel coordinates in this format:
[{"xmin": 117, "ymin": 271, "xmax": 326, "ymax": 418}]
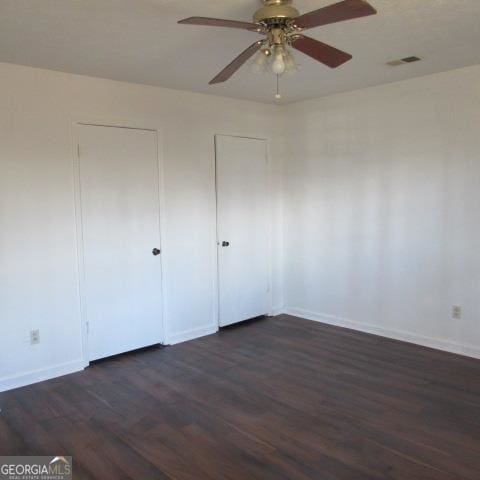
[{"xmin": 253, "ymin": 0, "xmax": 300, "ymax": 23}]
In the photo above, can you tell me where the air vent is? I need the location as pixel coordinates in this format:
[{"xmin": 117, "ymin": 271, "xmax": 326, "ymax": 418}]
[
  {"xmin": 387, "ymin": 56, "xmax": 422, "ymax": 67},
  {"xmin": 402, "ymin": 56, "xmax": 421, "ymax": 63}
]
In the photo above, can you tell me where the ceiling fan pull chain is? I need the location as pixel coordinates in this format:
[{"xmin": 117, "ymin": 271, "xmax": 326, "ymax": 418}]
[{"xmin": 275, "ymin": 74, "xmax": 282, "ymax": 100}]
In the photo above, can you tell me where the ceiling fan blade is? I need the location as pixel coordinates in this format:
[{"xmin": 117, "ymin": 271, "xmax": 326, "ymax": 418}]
[
  {"xmin": 178, "ymin": 16, "xmax": 259, "ymax": 31},
  {"xmin": 291, "ymin": 35, "xmax": 352, "ymax": 68},
  {"xmin": 209, "ymin": 41, "xmax": 262, "ymax": 84},
  {"xmin": 293, "ymin": 0, "xmax": 377, "ymax": 30}
]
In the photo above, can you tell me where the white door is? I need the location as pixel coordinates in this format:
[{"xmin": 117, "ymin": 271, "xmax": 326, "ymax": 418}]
[
  {"xmin": 215, "ymin": 135, "xmax": 270, "ymax": 327},
  {"xmin": 77, "ymin": 124, "xmax": 163, "ymax": 361}
]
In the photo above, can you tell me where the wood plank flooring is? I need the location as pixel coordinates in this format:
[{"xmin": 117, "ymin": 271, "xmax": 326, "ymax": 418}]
[{"xmin": 1, "ymin": 314, "xmax": 480, "ymax": 479}]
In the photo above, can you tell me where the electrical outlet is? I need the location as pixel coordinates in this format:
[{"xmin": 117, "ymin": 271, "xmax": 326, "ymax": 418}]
[
  {"xmin": 452, "ymin": 305, "xmax": 462, "ymax": 320},
  {"xmin": 30, "ymin": 329, "xmax": 40, "ymax": 345}
]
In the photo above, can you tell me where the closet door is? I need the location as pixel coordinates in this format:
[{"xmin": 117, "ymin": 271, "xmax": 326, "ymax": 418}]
[
  {"xmin": 215, "ymin": 135, "xmax": 270, "ymax": 327},
  {"xmin": 78, "ymin": 124, "xmax": 163, "ymax": 361}
]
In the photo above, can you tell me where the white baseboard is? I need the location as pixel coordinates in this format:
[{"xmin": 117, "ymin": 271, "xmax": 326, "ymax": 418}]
[
  {"xmin": 0, "ymin": 359, "xmax": 86, "ymax": 393},
  {"xmin": 1, "ymin": 325, "xmax": 219, "ymax": 392},
  {"xmin": 166, "ymin": 324, "xmax": 218, "ymax": 345},
  {"xmin": 283, "ymin": 307, "xmax": 480, "ymax": 360},
  {"xmin": 269, "ymin": 306, "xmax": 285, "ymax": 317}
]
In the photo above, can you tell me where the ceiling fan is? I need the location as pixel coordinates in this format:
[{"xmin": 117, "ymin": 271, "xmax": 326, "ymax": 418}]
[{"xmin": 178, "ymin": 0, "xmax": 377, "ymax": 86}]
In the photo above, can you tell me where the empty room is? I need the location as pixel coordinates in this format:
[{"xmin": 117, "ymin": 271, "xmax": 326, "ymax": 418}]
[{"xmin": 1, "ymin": 0, "xmax": 479, "ymax": 479}]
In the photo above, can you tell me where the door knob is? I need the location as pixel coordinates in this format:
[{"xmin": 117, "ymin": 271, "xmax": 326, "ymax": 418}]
[
  {"xmin": 222, "ymin": 241, "xmax": 230, "ymax": 247},
  {"xmin": 152, "ymin": 248, "xmax": 161, "ymax": 256}
]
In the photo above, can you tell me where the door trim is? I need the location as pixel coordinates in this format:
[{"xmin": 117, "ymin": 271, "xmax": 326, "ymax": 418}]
[
  {"xmin": 71, "ymin": 118, "xmax": 167, "ymax": 365},
  {"xmin": 214, "ymin": 134, "xmax": 273, "ymax": 328}
]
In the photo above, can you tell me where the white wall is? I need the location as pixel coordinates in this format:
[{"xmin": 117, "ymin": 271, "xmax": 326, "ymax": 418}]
[
  {"xmin": 2, "ymin": 60, "xmax": 480, "ymax": 392},
  {"xmin": 0, "ymin": 62, "xmax": 283, "ymax": 391},
  {"xmin": 282, "ymin": 64, "xmax": 480, "ymax": 358}
]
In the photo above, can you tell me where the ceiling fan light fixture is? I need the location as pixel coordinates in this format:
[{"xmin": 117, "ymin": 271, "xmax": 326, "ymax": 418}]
[
  {"xmin": 252, "ymin": 48, "xmax": 269, "ymax": 73},
  {"xmin": 284, "ymin": 49, "xmax": 297, "ymax": 74},
  {"xmin": 252, "ymin": 44, "xmax": 296, "ymax": 75},
  {"xmin": 273, "ymin": 45, "xmax": 297, "ymax": 75},
  {"xmin": 272, "ymin": 45, "xmax": 287, "ymax": 75}
]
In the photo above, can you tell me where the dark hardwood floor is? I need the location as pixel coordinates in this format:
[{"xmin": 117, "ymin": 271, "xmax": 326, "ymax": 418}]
[{"xmin": 1, "ymin": 315, "xmax": 480, "ymax": 479}]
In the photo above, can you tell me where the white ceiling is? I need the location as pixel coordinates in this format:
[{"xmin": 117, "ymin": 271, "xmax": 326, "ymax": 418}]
[{"xmin": 0, "ymin": 0, "xmax": 479, "ymax": 104}]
